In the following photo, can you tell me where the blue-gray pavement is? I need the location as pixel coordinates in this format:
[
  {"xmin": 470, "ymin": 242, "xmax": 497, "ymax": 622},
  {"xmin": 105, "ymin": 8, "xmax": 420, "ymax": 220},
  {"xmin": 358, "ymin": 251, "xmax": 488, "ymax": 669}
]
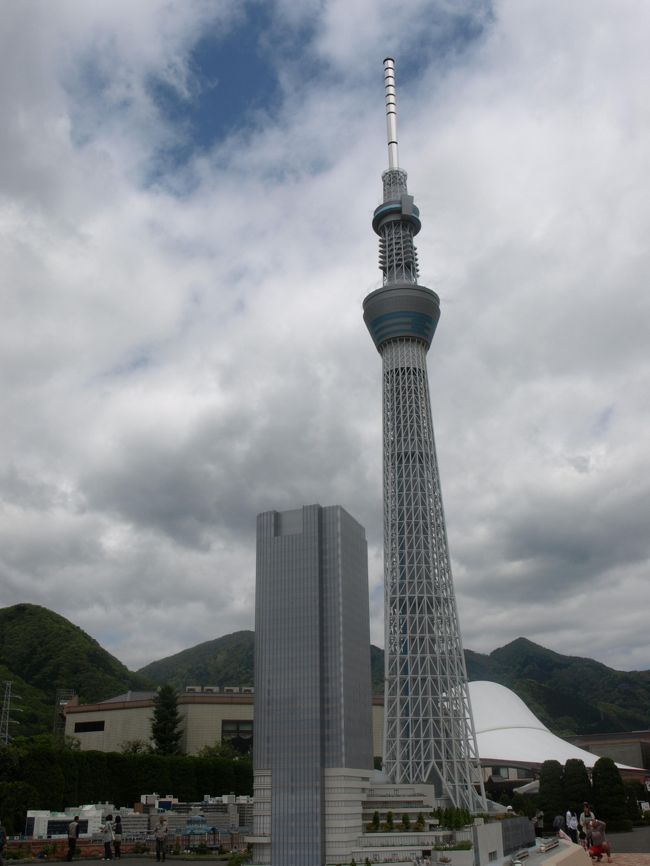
[{"xmin": 608, "ymin": 826, "xmax": 650, "ymax": 853}]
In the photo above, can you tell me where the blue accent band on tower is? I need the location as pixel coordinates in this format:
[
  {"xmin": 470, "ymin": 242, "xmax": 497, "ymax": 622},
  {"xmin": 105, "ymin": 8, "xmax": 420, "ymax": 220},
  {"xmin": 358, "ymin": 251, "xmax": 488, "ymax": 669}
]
[
  {"xmin": 366, "ymin": 310, "xmax": 436, "ymax": 347},
  {"xmin": 372, "ymin": 200, "xmax": 421, "ymax": 235}
]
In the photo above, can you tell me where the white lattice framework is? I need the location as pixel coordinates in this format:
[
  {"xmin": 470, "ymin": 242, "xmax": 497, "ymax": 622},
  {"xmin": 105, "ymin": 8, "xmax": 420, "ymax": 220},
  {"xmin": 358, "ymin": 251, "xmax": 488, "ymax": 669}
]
[
  {"xmin": 381, "ymin": 339, "xmax": 484, "ymax": 810},
  {"xmin": 364, "ymin": 59, "xmax": 486, "ymax": 812}
]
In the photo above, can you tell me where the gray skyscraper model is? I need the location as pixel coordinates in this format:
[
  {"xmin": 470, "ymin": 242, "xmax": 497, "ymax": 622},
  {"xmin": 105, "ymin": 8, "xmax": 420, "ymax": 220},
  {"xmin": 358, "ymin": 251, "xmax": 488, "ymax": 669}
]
[
  {"xmin": 253, "ymin": 505, "xmax": 373, "ymax": 866},
  {"xmin": 363, "ymin": 58, "xmax": 486, "ymax": 811}
]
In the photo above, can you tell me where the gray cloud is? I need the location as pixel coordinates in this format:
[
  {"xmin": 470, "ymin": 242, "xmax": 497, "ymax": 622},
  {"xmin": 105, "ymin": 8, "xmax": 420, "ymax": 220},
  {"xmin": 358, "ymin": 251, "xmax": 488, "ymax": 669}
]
[{"xmin": 1, "ymin": 0, "xmax": 649, "ymax": 674}]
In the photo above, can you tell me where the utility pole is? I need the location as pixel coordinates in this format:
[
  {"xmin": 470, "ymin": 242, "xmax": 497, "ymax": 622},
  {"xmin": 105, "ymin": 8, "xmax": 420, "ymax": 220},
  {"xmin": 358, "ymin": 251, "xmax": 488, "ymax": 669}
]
[{"xmin": 1, "ymin": 680, "xmax": 21, "ymax": 745}]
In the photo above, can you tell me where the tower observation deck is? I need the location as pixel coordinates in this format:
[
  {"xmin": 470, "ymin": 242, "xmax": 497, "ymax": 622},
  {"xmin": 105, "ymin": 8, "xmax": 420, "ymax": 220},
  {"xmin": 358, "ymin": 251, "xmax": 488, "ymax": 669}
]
[{"xmin": 363, "ymin": 58, "xmax": 486, "ymax": 812}]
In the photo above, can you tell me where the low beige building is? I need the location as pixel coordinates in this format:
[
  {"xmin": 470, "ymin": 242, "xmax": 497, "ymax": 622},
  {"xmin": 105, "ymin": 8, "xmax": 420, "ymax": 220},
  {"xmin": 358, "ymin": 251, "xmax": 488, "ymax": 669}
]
[
  {"xmin": 65, "ymin": 684, "xmax": 645, "ymax": 785},
  {"xmin": 64, "ymin": 689, "xmax": 260, "ymax": 756},
  {"xmin": 567, "ymin": 730, "xmax": 650, "ymax": 772},
  {"xmin": 65, "ymin": 689, "xmax": 384, "ymax": 757}
]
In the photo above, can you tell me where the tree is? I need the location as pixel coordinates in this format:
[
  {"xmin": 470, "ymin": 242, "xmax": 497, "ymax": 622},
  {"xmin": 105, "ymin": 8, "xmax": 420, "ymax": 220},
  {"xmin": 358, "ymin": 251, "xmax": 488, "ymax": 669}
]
[
  {"xmin": 563, "ymin": 759, "xmax": 591, "ymax": 812},
  {"xmin": 624, "ymin": 781, "xmax": 643, "ymax": 824},
  {"xmin": 511, "ymin": 793, "xmax": 530, "ymax": 817},
  {"xmin": 197, "ymin": 741, "xmax": 238, "ymax": 760},
  {"xmin": 367, "ymin": 811, "xmax": 380, "ymax": 833},
  {"xmin": 150, "ymin": 685, "xmax": 182, "ymax": 754},
  {"xmin": 537, "ymin": 760, "xmax": 564, "ymax": 830},
  {"xmin": 119, "ymin": 739, "xmax": 150, "ymax": 754},
  {"xmin": 401, "ymin": 813, "xmax": 411, "ymax": 831},
  {"xmin": 592, "ymin": 757, "xmax": 630, "ymax": 830},
  {"xmin": 0, "ymin": 781, "xmax": 38, "ymax": 834}
]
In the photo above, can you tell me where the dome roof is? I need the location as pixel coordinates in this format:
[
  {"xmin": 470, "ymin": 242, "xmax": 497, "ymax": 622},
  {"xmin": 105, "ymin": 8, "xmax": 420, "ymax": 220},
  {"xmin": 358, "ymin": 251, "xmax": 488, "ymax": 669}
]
[{"xmin": 468, "ymin": 681, "xmax": 636, "ymax": 769}]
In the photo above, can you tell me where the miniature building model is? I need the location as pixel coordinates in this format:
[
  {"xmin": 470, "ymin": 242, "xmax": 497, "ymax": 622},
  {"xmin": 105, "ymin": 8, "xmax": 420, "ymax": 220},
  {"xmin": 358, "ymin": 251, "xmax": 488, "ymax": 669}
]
[{"xmin": 251, "ymin": 505, "xmax": 373, "ymax": 866}]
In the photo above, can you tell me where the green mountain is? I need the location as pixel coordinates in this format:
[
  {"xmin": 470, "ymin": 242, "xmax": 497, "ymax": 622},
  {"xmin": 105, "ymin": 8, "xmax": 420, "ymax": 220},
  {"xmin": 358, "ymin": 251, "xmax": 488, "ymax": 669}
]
[
  {"xmin": 0, "ymin": 603, "xmax": 152, "ymax": 736},
  {"xmin": 481, "ymin": 636, "xmax": 650, "ymax": 736},
  {"xmin": 138, "ymin": 630, "xmax": 255, "ymax": 689},
  {"xmin": 138, "ymin": 633, "xmax": 650, "ymax": 738},
  {"xmin": 3, "ymin": 603, "xmax": 650, "ymax": 740},
  {"xmin": 139, "ymin": 633, "xmax": 388, "ymax": 695}
]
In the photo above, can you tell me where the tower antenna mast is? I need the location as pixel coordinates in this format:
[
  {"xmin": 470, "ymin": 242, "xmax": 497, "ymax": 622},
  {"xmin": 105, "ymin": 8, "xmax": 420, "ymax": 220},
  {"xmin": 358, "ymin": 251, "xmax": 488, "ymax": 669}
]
[{"xmin": 383, "ymin": 57, "xmax": 399, "ymax": 170}]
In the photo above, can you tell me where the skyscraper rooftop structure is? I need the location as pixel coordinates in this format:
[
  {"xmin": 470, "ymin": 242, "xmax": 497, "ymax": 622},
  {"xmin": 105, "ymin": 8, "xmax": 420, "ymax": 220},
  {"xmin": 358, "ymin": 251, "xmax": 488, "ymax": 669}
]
[{"xmin": 363, "ymin": 58, "xmax": 486, "ymax": 812}]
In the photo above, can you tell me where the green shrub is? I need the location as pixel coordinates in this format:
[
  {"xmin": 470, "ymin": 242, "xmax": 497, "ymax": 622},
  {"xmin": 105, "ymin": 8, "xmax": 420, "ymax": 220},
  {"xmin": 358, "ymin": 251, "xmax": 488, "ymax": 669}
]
[
  {"xmin": 382, "ymin": 811, "xmax": 394, "ymax": 832},
  {"xmin": 433, "ymin": 841, "xmax": 472, "ymax": 851},
  {"xmin": 592, "ymin": 757, "xmax": 628, "ymax": 826},
  {"xmin": 563, "ymin": 759, "xmax": 591, "ymax": 812},
  {"xmin": 538, "ymin": 760, "xmax": 564, "ymax": 824}
]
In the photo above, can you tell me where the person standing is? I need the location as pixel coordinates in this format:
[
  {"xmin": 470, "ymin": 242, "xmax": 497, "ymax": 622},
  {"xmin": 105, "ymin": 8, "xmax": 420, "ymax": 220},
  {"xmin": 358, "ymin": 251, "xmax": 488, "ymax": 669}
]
[
  {"xmin": 101, "ymin": 814, "xmax": 114, "ymax": 861},
  {"xmin": 553, "ymin": 813, "xmax": 565, "ymax": 834},
  {"xmin": 579, "ymin": 803, "xmax": 596, "ymax": 848},
  {"xmin": 565, "ymin": 808, "xmax": 579, "ymax": 844},
  {"xmin": 154, "ymin": 815, "xmax": 168, "ymax": 863},
  {"xmin": 66, "ymin": 816, "xmax": 80, "ymax": 861},
  {"xmin": 0, "ymin": 817, "xmax": 7, "ymax": 866},
  {"xmin": 113, "ymin": 816, "xmax": 122, "ymax": 860}
]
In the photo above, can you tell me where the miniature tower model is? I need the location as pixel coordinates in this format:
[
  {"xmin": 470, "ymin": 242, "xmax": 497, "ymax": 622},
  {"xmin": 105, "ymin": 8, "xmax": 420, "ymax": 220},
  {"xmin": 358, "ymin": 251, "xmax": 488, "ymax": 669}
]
[{"xmin": 363, "ymin": 58, "xmax": 486, "ymax": 811}]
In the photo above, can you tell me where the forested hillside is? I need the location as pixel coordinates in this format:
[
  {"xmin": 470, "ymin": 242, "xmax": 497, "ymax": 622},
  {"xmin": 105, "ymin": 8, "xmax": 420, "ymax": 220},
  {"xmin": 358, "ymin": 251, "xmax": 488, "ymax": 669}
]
[
  {"xmin": 2, "ymin": 603, "xmax": 649, "ymax": 739},
  {"xmin": 0, "ymin": 604, "xmax": 152, "ymax": 736}
]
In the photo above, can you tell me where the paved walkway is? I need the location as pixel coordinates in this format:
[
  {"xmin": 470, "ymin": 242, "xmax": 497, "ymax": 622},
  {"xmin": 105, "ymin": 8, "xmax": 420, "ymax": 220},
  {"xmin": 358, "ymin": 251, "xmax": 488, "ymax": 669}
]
[
  {"xmin": 609, "ymin": 857, "xmax": 650, "ymax": 866},
  {"xmin": 609, "ymin": 827, "xmax": 650, "ymax": 855}
]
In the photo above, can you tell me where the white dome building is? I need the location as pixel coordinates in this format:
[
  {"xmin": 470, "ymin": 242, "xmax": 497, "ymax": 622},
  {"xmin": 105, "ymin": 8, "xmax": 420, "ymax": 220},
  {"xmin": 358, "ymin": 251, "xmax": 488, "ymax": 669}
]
[{"xmin": 469, "ymin": 681, "xmax": 639, "ymax": 776}]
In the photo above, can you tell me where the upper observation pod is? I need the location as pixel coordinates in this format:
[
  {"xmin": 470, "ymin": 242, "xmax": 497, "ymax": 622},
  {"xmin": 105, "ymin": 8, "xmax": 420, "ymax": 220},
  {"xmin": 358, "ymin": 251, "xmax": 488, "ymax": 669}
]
[{"xmin": 363, "ymin": 58, "xmax": 440, "ymax": 352}]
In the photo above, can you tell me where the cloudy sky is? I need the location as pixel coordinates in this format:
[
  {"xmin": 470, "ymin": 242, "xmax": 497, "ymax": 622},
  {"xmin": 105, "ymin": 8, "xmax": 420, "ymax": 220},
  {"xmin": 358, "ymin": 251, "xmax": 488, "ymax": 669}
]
[{"xmin": 2, "ymin": 0, "xmax": 649, "ymax": 674}]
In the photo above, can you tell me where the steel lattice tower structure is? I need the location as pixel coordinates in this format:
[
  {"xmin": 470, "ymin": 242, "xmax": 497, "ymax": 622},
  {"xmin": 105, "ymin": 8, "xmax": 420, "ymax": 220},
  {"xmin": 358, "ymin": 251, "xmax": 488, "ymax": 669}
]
[{"xmin": 363, "ymin": 58, "xmax": 486, "ymax": 812}]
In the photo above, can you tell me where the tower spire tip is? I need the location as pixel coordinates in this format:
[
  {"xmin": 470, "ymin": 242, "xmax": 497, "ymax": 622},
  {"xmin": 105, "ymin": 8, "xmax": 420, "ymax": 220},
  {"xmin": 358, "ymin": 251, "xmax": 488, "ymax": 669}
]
[{"xmin": 383, "ymin": 58, "xmax": 399, "ymax": 170}]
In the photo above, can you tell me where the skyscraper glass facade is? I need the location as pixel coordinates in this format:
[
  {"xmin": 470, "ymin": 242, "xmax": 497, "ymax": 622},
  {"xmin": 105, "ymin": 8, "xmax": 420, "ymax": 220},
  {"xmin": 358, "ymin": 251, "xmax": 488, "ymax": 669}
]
[{"xmin": 252, "ymin": 505, "xmax": 372, "ymax": 866}]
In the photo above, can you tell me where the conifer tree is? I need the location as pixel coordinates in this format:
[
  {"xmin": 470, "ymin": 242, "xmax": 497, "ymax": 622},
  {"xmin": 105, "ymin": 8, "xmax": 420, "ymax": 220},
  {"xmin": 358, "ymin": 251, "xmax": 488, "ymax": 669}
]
[
  {"xmin": 592, "ymin": 757, "xmax": 629, "ymax": 829},
  {"xmin": 537, "ymin": 760, "xmax": 564, "ymax": 829},
  {"xmin": 563, "ymin": 759, "xmax": 591, "ymax": 812},
  {"xmin": 150, "ymin": 685, "xmax": 182, "ymax": 754}
]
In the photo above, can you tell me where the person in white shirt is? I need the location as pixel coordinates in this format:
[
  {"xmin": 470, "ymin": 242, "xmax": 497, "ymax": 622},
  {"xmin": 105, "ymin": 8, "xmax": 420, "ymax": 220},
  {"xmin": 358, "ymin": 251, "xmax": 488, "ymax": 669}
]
[
  {"xmin": 579, "ymin": 803, "xmax": 595, "ymax": 848},
  {"xmin": 154, "ymin": 816, "xmax": 168, "ymax": 863},
  {"xmin": 565, "ymin": 809, "xmax": 579, "ymax": 843}
]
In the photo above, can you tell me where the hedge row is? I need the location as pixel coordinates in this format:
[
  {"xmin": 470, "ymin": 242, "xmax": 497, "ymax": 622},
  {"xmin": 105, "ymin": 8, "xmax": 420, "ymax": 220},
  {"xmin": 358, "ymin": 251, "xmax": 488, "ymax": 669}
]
[{"xmin": 0, "ymin": 742, "xmax": 253, "ymax": 834}]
